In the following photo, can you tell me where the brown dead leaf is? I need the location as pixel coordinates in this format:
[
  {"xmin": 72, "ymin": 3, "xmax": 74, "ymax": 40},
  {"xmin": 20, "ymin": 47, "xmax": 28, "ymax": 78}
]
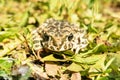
[
  {"xmin": 60, "ymin": 74, "xmax": 69, "ymax": 80},
  {"xmin": 45, "ymin": 62, "xmax": 61, "ymax": 77},
  {"xmin": 30, "ymin": 63, "xmax": 49, "ymax": 80},
  {"xmin": 71, "ymin": 72, "xmax": 81, "ymax": 80}
]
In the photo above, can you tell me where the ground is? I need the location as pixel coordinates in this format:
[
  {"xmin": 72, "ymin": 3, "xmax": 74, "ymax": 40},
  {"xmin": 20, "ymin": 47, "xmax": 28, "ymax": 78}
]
[{"xmin": 0, "ymin": 0, "xmax": 120, "ymax": 80}]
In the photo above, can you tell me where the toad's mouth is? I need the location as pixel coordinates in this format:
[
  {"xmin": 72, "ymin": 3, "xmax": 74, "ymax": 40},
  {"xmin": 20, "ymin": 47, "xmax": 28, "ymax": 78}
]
[
  {"xmin": 43, "ymin": 46, "xmax": 71, "ymax": 52},
  {"xmin": 45, "ymin": 48, "xmax": 69, "ymax": 52},
  {"xmin": 44, "ymin": 48, "xmax": 74, "ymax": 55}
]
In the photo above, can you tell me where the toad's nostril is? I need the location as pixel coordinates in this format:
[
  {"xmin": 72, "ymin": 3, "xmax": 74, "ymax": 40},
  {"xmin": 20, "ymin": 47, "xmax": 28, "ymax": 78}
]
[
  {"xmin": 56, "ymin": 47, "xmax": 59, "ymax": 50},
  {"xmin": 49, "ymin": 46, "xmax": 54, "ymax": 50}
]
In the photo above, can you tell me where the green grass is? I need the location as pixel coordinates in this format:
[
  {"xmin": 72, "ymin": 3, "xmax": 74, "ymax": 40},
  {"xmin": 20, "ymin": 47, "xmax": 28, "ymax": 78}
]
[{"xmin": 0, "ymin": 0, "xmax": 120, "ymax": 80}]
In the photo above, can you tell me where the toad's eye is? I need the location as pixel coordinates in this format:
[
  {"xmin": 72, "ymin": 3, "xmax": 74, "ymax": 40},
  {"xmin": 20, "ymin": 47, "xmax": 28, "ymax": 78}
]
[
  {"xmin": 43, "ymin": 34, "xmax": 50, "ymax": 41},
  {"xmin": 68, "ymin": 33, "xmax": 73, "ymax": 41}
]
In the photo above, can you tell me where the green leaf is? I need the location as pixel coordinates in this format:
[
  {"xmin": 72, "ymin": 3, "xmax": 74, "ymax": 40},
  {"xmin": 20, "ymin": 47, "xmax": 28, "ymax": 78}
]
[
  {"xmin": 0, "ymin": 31, "xmax": 16, "ymax": 42},
  {"xmin": 89, "ymin": 54, "xmax": 106, "ymax": 72},
  {"xmin": 61, "ymin": 50, "xmax": 74, "ymax": 56},
  {"xmin": 96, "ymin": 76, "xmax": 109, "ymax": 80},
  {"xmin": 42, "ymin": 54, "xmax": 66, "ymax": 62},
  {"xmin": 19, "ymin": 11, "xmax": 30, "ymax": 27},
  {"xmin": 0, "ymin": 70, "xmax": 8, "ymax": 77},
  {"xmin": 83, "ymin": 43, "xmax": 108, "ymax": 56},
  {"xmin": 107, "ymin": 53, "xmax": 120, "ymax": 74},
  {"xmin": 88, "ymin": 25, "xmax": 98, "ymax": 33},
  {"xmin": 67, "ymin": 62, "xmax": 88, "ymax": 72},
  {"xmin": 0, "ymin": 58, "xmax": 13, "ymax": 74},
  {"xmin": 104, "ymin": 57, "xmax": 115, "ymax": 71},
  {"xmin": 49, "ymin": 0, "xmax": 59, "ymax": 11},
  {"xmin": 72, "ymin": 54, "xmax": 105, "ymax": 64},
  {"xmin": 0, "ymin": 70, "xmax": 11, "ymax": 80},
  {"xmin": 109, "ymin": 40, "xmax": 120, "ymax": 52}
]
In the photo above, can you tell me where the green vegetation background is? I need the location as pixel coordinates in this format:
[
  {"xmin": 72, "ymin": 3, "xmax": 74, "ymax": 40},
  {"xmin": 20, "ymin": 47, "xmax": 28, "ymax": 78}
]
[{"xmin": 0, "ymin": 0, "xmax": 120, "ymax": 80}]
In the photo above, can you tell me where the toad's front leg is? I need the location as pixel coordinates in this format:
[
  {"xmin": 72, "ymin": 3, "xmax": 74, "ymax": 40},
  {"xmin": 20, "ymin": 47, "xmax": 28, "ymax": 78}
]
[{"xmin": 32, "ymin": 30, "xmax": 43, "ymax": 60}]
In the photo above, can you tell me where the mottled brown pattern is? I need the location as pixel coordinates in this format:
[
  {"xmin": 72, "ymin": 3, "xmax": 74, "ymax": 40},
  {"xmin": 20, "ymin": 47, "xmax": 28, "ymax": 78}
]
[{"xmin": 32, "ymin": 18, "xmax": 88, "ymax": 53}]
